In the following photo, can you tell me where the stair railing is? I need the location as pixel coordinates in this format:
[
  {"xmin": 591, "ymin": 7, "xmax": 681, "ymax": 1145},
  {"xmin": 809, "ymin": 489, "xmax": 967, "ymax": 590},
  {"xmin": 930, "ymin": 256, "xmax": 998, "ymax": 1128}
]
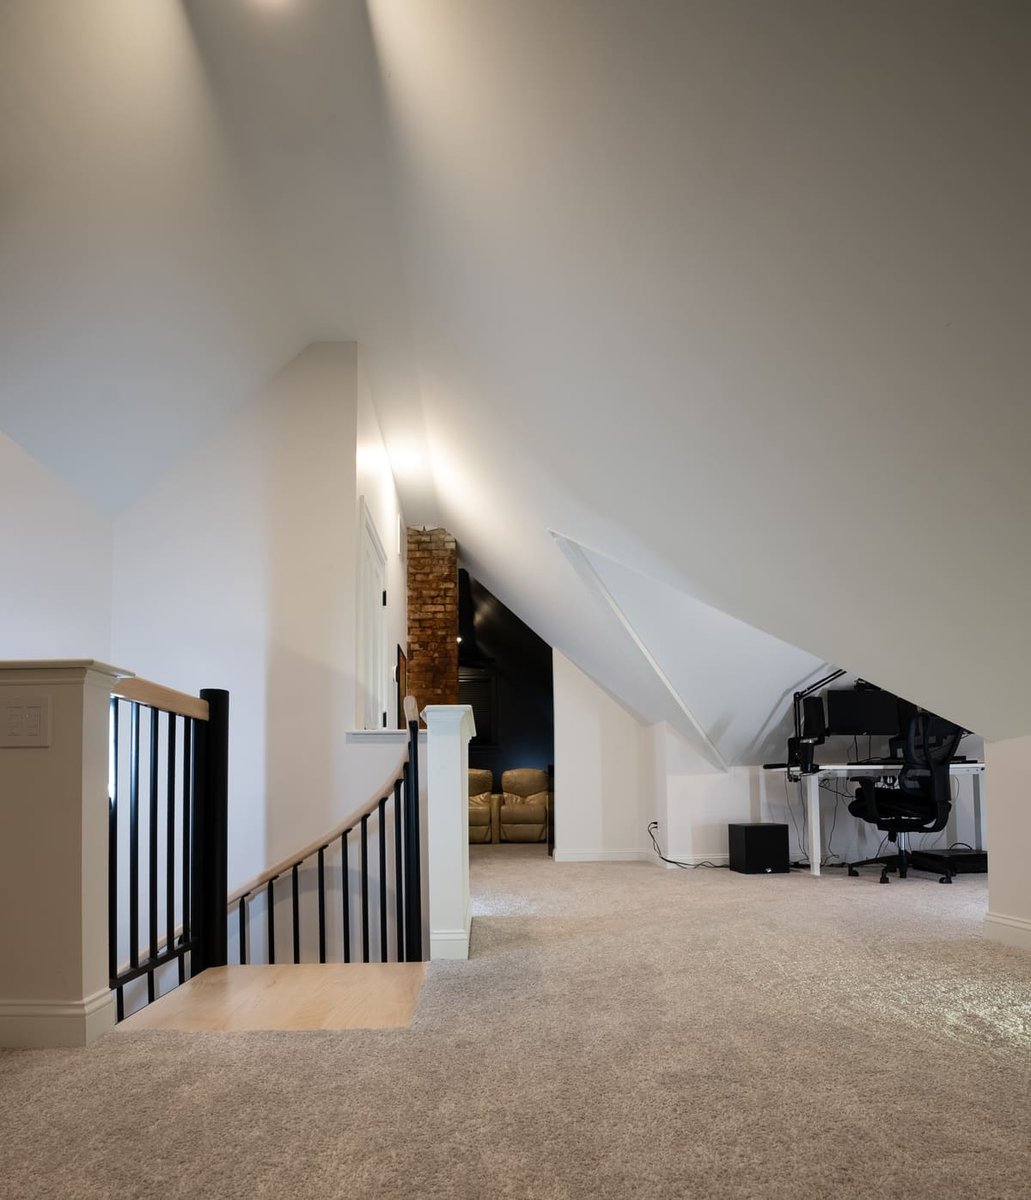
[
  {"xmin": 108, "ymin": 680, "xmax": 229, "ymax": 1021},
  {"xmin": 228, "ymin": 696, "xmax": 423, "ymax": 966},
  {"xmin": 109, "ymin": 684, "xmax": 422, "ymax": 1022}
]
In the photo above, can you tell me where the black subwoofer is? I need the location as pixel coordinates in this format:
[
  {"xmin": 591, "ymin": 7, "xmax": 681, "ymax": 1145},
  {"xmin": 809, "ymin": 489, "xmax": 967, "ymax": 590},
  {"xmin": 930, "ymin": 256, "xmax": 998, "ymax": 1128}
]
[{"xmin": 728, "ymin": 823, "xmax": 790, "ymax": 874}]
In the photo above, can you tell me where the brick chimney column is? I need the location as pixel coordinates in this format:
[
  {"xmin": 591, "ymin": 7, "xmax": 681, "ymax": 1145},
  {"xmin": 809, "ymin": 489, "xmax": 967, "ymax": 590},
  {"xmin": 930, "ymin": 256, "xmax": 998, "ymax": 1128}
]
[{"xmin": 406, "ymin": 528, "xmax": 459, "ymax": 711}]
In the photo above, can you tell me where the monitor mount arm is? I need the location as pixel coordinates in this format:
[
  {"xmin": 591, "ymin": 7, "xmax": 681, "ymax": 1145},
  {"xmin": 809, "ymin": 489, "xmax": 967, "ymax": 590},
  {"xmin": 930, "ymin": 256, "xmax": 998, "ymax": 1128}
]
[{"xmin": 789, "ymin": 668, "xmax": 846, "ymax": 774}]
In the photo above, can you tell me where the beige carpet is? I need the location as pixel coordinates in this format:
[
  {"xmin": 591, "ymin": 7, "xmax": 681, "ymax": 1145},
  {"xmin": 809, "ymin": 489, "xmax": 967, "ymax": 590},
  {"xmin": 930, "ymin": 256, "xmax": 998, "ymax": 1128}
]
[{"xmin": 1, "ymin": 846, "xmax": 1029, "ymax": 1199}]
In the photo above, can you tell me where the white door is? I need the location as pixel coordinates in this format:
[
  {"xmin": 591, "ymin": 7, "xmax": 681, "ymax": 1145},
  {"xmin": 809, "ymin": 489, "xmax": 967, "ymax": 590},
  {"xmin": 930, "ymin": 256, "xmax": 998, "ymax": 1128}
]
[{"xmin": 358, "ymin": 498, "xmax": 388, "ymax": 730}]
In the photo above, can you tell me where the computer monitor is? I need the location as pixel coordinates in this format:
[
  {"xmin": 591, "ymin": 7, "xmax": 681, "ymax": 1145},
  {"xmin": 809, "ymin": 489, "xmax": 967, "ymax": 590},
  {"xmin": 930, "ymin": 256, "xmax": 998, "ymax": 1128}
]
[{"xmin": 825, "ymin": 688, "xmax": 900, "ymax": 737}]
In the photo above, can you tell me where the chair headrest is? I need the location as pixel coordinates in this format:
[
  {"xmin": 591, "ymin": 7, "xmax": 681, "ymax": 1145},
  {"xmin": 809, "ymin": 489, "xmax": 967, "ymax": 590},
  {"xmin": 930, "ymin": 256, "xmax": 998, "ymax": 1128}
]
[
  {"xmin": 907, "ymin": 713, "xmax": 962, "ymax": 766},
  {"xmin": 501, "ymin": 768, "xmax": 550, "ymax": 797},
  {"xmin": 468, "ymin": 768, "xmax": 494, "ymax": 795}
]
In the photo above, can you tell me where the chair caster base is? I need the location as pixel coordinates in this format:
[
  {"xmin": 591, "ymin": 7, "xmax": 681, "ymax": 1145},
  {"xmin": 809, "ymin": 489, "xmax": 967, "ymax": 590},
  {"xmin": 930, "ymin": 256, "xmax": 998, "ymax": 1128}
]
[
  {"xmin": 879, "ymin": 872, "xmax": 890, "ymax": 884},
  {"xmin": 939, "ymin": 875, "xmax": 953, "ymax": 884},
  {"xmin": 848, "ymin": 866, "xmax": 859, "ymax": 877}
]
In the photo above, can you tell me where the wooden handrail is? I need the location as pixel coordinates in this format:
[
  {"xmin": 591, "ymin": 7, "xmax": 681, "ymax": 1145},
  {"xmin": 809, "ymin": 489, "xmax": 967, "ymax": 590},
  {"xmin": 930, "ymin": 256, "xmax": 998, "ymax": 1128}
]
[
  {"xmin": 226, "ymin": 748, "xmax": 409, "ymax": 907},
  {"xmin": 111, "ymin": 677, "xmax": 209, "ymax": 721}
]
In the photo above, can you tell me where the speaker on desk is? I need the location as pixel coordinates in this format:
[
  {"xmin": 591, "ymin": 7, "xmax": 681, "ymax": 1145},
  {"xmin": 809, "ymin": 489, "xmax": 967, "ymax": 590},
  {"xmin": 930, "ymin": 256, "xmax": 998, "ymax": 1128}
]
[{"xmin": 728, "ymin": 823, "xmax": 790, "ymax": 874}]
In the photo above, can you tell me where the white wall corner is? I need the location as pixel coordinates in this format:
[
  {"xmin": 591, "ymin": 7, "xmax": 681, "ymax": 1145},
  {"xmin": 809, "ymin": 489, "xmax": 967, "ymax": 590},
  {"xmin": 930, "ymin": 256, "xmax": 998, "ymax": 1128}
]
[
  {"xmin": 429, "ymin": 899, "xmax": 473, "ymax": 960},
  {"xmin": 0, "ymin": 661, "xmax": 122, "ymax": 1048},
  {"xmin": 553, "ymin": 650, "xmax": 651, "ymax": 860},
  {"xmin": 0, "ymin": 988, "xmax": 115, "ymax": 1049},
  {"xmin": 983, "ymin": 912, "xmax": 1031, "ymax": 955},
  {"xmin": 984, "ymin": 734, "xmax": 1031, "ymax": 946}
]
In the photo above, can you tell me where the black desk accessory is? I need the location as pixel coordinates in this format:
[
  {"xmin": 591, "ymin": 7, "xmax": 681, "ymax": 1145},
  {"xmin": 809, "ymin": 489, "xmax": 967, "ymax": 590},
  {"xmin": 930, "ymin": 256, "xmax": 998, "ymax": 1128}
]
[
  {"xmin": 826, "ymin": 684, "xmax": 901, "ymax": 737},
  {"xmin": 728, "ymin": 823, "xmax": 790, "ymax": 874},
  {"xmin": 909, "ymin": 847, "xmax": 987, "ymax": 876},
  {"xmin": 787, "ymin": 668, "xmax": 845, "ymax": 775}
]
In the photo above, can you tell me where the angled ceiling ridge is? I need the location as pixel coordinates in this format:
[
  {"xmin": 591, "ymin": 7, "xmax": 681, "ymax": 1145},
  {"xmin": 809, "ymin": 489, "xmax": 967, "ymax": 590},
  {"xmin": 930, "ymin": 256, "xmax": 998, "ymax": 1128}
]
[{"xmin": 549, "ymin": 529, "xmax": 728, "ymax": 772}]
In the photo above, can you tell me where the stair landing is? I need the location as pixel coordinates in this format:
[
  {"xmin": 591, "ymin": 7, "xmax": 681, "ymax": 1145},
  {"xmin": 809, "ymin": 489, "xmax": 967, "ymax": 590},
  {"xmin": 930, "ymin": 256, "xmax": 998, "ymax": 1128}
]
[{"xmin": 116, "ymin": 963, "xmax": 426, "ymax": 1033}]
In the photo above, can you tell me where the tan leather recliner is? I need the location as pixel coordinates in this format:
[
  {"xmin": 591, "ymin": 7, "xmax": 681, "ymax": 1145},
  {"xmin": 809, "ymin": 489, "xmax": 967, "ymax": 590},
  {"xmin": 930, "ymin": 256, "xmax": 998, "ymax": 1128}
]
[
  {"xmin": 468, "ymin": 768, "xmax": 500, "ymax": 844},
  {"xmin": 498, "ymin": 768, "xmax": 550, "ymax": 843}
]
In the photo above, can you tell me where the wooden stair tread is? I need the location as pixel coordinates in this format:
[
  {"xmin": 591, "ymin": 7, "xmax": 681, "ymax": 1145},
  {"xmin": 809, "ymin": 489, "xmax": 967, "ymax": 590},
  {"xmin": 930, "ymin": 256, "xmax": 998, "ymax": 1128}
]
[{"xmin": 116, "ymin": 963, "xmax": 426, "ymax": 1032}]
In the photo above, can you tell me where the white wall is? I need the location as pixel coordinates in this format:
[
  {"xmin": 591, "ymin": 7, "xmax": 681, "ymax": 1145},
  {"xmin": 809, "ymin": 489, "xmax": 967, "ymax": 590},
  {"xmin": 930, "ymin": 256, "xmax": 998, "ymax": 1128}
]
[
  {"xmin": 0, "ymin": 0, "xmax": 299, "ymax": 511},
  {"xmin": 0, "ymin": 434, "xmax": 112, "ymax": 660},
  {"xmin": 112, "ymin": 343, "xmax": 406, "ymax": 891},
  {"xmin": 648, "ymin": 723, "xmax": 755, "ymax": 866},
  {"xmin": 356, "ymin": 352, "xmax": 408, "ymax": 722},
  {"xmin": 984, "ymin": 736, "xmax": 1031, "ymax": 952},
  {"xmin": 373, "ymin": 0, "xmax": 1031, "ymax": 749},
  {"xmin": 553, "ymin": 649, "xmax": 650, "ymax": 861}
]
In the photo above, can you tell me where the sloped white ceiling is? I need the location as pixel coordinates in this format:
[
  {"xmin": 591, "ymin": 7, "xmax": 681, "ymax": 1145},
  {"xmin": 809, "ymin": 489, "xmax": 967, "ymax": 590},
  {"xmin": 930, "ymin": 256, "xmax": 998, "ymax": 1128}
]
[
  {"xmin": 0, "ymin": 0, "xmax": 303, "ymax": 508},
  {"xmin": 574, "ymin": 542, "xmax": 830, "ymax": 768},
  {"xmin": 3, "ymin": 1, "xmax": 1031, "ymax": 742},
  {"xmin": 366, "ymin": 0, "xmax": 1031, "ymax": 741}
]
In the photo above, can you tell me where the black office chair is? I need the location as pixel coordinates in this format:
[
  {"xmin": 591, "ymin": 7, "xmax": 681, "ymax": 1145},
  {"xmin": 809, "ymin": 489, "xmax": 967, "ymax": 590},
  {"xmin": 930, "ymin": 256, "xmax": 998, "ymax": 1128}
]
[{"xmin": 846, "ymin": 713, "xmax": 963, "ymax": 884}]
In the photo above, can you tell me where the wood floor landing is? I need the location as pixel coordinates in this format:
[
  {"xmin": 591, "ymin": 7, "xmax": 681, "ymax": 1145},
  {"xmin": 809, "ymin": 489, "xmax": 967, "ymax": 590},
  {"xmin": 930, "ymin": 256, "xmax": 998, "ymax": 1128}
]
[{"xmin": 116, "ymin": 963, "xmax": 427, "ymax": 1033}]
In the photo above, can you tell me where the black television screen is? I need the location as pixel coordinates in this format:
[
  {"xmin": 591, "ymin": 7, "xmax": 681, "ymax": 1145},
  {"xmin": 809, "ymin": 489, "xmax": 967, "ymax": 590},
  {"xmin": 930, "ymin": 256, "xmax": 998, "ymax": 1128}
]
[{"xmin": 825, "ymin": 688, "xmax": 899, "ymax": 737}]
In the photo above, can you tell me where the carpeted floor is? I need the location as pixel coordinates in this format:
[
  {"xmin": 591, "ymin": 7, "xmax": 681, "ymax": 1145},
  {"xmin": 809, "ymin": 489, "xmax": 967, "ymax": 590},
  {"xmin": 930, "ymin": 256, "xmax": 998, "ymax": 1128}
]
[{"xmin": 1, "ymin": 846, "xmax": 1029, "ymax": 1199}]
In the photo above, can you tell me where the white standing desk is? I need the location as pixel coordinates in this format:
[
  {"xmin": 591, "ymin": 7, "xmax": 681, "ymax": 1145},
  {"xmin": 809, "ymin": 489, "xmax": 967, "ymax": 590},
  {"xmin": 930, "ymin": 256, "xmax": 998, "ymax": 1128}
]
[{"xmin": 788, "ymin": 761, "xmax": 986, "ymax": 877}]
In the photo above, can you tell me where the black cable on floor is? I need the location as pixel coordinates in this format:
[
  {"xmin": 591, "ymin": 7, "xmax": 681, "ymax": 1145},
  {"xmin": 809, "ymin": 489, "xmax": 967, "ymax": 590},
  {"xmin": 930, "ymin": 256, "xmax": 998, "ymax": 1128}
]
[{"xmin": 646, "ymin": 821, "xmax": 727, "ymax": 869}]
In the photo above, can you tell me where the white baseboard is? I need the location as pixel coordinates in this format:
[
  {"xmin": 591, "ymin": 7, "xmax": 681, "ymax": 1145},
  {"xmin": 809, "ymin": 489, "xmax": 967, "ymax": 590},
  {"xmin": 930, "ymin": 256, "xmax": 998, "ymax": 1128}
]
[
  {"xmin": 655, "ymin": 852, "xmax": 730, "ymax": 868},
  {"xmin": 984, "ymin": 910, "xmax": 1031, "ymax": 954},
  {"xmin": 553, "ymin": 849, "xmax": 731, "ymax": 867},
  {"xmin": 0, "ymin": 987, "xmax": 115, "ymax": 1048},
  {"xmin": 552, "ymin": 849, "xmax": 650, "ymax": 863},
  {"xmin": 430, "ymin": 928, "xmax": 470, "ymax": 960}
]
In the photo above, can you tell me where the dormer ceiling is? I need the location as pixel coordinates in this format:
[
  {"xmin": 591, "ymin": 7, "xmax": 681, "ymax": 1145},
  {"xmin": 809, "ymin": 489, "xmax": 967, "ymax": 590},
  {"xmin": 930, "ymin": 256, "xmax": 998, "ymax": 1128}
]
[{"xmin": 3, "ymin": 1, "xmax": 1030, "ymax": 743}]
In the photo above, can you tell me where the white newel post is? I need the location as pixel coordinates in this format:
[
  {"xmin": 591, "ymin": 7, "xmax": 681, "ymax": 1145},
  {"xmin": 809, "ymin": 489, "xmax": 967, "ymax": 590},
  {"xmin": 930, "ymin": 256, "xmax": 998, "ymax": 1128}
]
[
  {"xmin": 0, "ymin": 659, "xmax": 126, "ymax": 1047},
  {"xmin": 422, "ymin": 704, "xmax": 475, "ymax": 960}
]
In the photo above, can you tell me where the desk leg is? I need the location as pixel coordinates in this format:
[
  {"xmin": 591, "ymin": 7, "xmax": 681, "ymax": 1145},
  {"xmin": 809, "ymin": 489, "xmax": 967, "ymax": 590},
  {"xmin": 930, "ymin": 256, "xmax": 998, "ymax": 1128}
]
[
  {"xmin": 973, "ymin": 770, "xmax": 984, "ymax": 851},
  {"xmin": 805, "ymin": 774, "xmax": 821, "ymax": 877}
]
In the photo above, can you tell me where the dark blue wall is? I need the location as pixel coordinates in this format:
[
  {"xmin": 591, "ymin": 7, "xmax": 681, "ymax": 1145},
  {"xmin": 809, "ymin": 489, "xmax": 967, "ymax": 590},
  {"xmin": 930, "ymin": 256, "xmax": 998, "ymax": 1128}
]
[{"xmin": 458, "ymin": 570, "xmax": 553, "ymax": 788}]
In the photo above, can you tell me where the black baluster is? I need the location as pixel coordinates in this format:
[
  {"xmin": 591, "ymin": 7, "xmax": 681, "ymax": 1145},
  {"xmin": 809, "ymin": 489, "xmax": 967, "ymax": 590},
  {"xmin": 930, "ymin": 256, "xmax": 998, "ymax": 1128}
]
[
  {"xmin": 129, "ymin": 702, "xmax": 140, "ymax": 969},
  {"xmin": 149, "ymin": 706, "xmax": 159, "ymax": 964},
  {"xmin": 267, "ymin": 877, "xmax": 276, "ymax": 964},
  {"xmin": 166, "ymin": 714, "xmax": 177, "ymax": 966},
  {"xmin": 317, "ymin": 847, "xmax": 326, "ymax": 964},
  {"xmin": 360, "ymin": 814, "xmax": 370, "ymax": 963},
  {"xmin": 181, "ymin": 718, "xmax": 193, "ymax": 974},
  {"xmin": 109, "ymin": 698, "xmax": 119, "ymax": 989},
  {"xmin": 188, "ymin": 708, "xmax": 204, "ymax": 978},
  {"xmin": 341, "ymin": 831, "xmax": 350, "ymax": 964},
  {"xmin": 238, "ymin": 896, "xmax": 247, "ymax": 965},
  {"xmin": 116, "ymin": 985, "xmax": 124, "ymax": 1023},
  {"xmin": 378, "ymin": 797, "xmax": 388, "ymax": 962},
  {"xmin": 403, "ymin": 744, "xmax": 423, "ymax": 962},
  {"xmin": 393, "ymin": 778, "xmax": 404, "ymax": 962},
  {"xmin": 195, "ymin": 689, "xmax": 229, "ymax": 972},
  {"xmin": 292, "ymin": 863, "xmax": 300, "ymax": 964},
  {"xmin": 147, "ymin": 968, "xmax": 155, "ymax": 1004}
]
